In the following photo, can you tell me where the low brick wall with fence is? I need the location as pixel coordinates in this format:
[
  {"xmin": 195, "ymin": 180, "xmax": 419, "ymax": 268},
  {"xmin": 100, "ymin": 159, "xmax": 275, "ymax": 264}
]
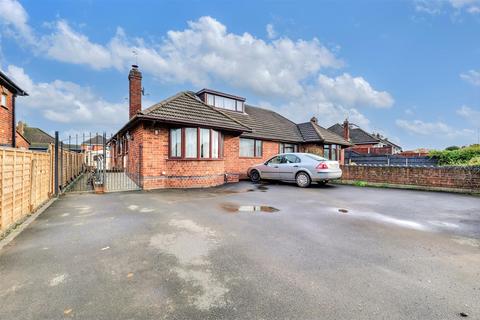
[{"xmin": 340, "ymin": 165, "xmax": 480, "ymax": 193}]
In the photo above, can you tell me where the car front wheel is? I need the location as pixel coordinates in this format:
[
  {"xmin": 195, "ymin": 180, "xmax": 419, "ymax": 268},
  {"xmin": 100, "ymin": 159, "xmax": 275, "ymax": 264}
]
[
  {"xmin": 250, "ymin": 170, "xmax": 261, "ymax": 183},
  {"xmin": 296, "ymin": 172, "xmax": 311, "ymax": 188}
]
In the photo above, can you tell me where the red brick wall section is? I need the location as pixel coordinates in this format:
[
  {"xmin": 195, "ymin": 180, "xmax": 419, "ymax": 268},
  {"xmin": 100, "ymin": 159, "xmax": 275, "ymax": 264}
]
[
  {"xmin": 0, "ymin": 86, "xmax": 13, "ymax": 146},
  {"xmin": 137, "ymin": 126, "xmax": 226, "ymax": 189},
  {"xmin": 341, "ymin": 165, "xmax": 480, "ymax": 191},
  {"xmin": 15, "ymin": 131, "xmax": 30, "ymax": 149},
  {"xmin": 225, "ymin": 137, "xmax": 280, "ymax": 179}
]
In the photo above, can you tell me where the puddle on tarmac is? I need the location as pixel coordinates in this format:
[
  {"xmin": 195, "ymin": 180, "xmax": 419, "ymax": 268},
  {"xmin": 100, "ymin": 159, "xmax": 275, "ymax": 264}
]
[
  {"xmin": 338, "ymin": 209, "xmax": 349, "ymax": 214},
  {"xmin": 220, "ymin": 203, "xmax": 279, "ymax": 213},
  {"xmin": 256, "ymin": 184, "xmax": 269, "ymax": 192}
]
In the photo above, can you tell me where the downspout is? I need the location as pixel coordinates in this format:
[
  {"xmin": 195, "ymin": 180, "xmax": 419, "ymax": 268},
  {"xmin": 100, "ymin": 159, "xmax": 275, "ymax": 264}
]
[{"xmin": 12, "ymin": 94, "xmax": 16, "ymax": 148}]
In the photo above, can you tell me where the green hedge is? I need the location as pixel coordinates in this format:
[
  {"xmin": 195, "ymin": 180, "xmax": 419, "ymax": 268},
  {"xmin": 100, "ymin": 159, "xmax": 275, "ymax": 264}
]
[{"xmin": 429, "ymin": 145, "xmax": 480, "ymax": 166}]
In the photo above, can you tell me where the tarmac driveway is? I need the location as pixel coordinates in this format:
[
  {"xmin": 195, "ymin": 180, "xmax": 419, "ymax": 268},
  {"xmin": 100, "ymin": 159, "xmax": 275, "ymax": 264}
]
[{"xmin": 0, "ymin": 182, "xmax": 479, "ymax": 320}]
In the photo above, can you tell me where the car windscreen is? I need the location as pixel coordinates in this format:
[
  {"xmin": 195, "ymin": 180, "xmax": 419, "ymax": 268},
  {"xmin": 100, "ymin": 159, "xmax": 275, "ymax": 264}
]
[{"xmin": 304, "ymin": 154, "xmax": 328, "ymax": 161}]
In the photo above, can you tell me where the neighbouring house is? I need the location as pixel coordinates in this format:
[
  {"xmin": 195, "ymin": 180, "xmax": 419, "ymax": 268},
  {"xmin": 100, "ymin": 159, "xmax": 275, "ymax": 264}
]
[
  {"xmin": 0, "ymin": 69, "xmax": 28, "ymax": 148},
  {"xmin": 329, "ymin": 119, "xmax": 402, "ymax": 155},
  {"xmin": 109, "ymin": 65, "xmax": 351, "ymax": 189},
  {"xmin": 15, "ymin": 122, "xmax": 30, "ymax": 149},
  {"xmin": 82, "ymin": 135, "xmax": 110, "ymax": 169},
  {"xmin": 21, "ymin": 123, "xmax": 55, "ymax": 151}
]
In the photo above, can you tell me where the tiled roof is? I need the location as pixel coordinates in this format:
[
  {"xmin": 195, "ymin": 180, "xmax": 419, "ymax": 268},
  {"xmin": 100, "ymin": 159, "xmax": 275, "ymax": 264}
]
[
  {"xmin": 23, "ymin": 127, "xmax": 54, "ymax": 149},
  {"xmin": 141, "ymin": 92, "xmax": 251, "ymax": 132},
  {"xmin": 0, "ymin": 69, "xmax": 28, "ymax": 96},
  {"xmin": 83, "ymin": 134, "xmax": 106, "ymax": 145},
  {"xmin": 329, "ymin": 123, "xmax": 380, "ymax": 145},
  {"xmin": 298, "ymin": 122, "xmax": 351, "ymax": 146},
  {"xmin": 221, "ymin": 105, "xmax": 304, "ymax": 142}
]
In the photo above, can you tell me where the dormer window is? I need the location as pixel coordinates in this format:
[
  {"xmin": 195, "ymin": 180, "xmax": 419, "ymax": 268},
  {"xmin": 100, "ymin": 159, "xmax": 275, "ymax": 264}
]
[{"xmin": 197, "ymin": 89, "xmax": 245, "ymax": 112}]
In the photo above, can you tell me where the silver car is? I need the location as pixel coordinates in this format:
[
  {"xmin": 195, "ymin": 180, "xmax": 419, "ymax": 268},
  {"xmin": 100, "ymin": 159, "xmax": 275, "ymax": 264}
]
[{"xmin": 247, "ymin": 153, "xmax": 342, "ymax": 188}]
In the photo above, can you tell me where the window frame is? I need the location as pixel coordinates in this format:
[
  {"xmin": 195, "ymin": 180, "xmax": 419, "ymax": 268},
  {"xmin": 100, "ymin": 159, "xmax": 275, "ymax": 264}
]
[
  {"xmin": 0, "ymin": 94, "xmax": 7, "ymax": 108},
  {"xmin": 205, "ymin": 93, "xmax": 244, "ymax": 113},
  {"xmin": 169, "ymin": 127, "xmax": 223, "ymax": 160},
  {"xmin": 279, "ymin": 143, "xmax": 298, "ymax": 154},
  {"xmin": 239, "ymin": 138, "xmax": 263, "ymax": 158}
]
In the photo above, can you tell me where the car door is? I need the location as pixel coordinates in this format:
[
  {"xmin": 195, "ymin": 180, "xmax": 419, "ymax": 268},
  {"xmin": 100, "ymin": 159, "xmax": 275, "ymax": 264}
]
[
  {"xmin": 262, "ymin": 155, "xmax": 283, "ymax": 179},
  {"xmin": 277, "ymin": 154, "xmax": 301, "ymax": 181}
]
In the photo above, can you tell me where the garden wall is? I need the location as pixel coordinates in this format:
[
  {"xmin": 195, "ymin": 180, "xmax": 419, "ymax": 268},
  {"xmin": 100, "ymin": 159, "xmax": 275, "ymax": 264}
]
[{"xmin": 340, "ymin": 165, "xmax": 480, "ymax": 193}]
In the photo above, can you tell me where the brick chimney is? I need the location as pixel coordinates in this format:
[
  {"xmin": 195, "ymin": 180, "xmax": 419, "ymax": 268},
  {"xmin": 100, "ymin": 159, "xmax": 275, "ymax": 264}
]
[
  {"xmin": 310, "ymin": 116, "xmax": 318, "ymax": 125},
  {"xmin": 16, "ymin": 121, "xmax": 25, "ymax": 135},
  {"xmin": 128, "ymin": 65, "xmax": 142, "ymax": 119},
  {"xmin": 343, "ymin": 118, "xmax": 350, "ymax": 141}
]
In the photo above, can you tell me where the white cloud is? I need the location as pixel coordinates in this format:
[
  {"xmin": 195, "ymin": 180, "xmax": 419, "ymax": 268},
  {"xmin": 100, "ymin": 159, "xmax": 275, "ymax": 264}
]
[
  {"xmin": 266, "ymin": 24, "xmax": 277, "ymax": 39},
  {"xmin": 396, "ymin": 119, "xmax": 473, "ymax": 137},
  {"xmin": 316, "ymin": 73, "xmax": 394, "ymax": 108},
  {"xmin": 0, "ymin": 1, "xmax": 396, "ymax": 131},
  {"xmin": 6, "ymin": 65, "xmax": 126, "ymax": 127},
  {"xmin": 457, "ymin": 105, "xmax": 480, "ymax": 126},
  {"xmin": 460, "ymin": 69, "xmax": 480, "ymax": 86},
  {"xmin": 414, "ymin": 0, "xmax": 480, "ymax": 15},
  {"xmin": 43, "ymin": 20, "xmax": 117, "ymax": 70},
  {"xmin": 0, "ymin": 0, "xmax": 35, "ymax": 44}
]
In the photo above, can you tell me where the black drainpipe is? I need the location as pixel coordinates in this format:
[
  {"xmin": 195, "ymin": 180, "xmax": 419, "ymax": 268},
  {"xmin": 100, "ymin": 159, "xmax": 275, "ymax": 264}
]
[{"xmin": 12, "ymin": 94, "xmax": 16, "ymax": 148}]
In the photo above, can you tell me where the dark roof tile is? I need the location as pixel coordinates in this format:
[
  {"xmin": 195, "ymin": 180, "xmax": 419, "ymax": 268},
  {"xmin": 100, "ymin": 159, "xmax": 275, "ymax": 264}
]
[
  {"xmin": 141, "ymin": 92, "xmax": 251, "ymax": 132},
  {"xmin": 298, "ymin": 122, "xmax": 351, "ymax": 146},
  {"xmin": 222, "ymin": 105, "xmax": 304, "ymax": 142}
]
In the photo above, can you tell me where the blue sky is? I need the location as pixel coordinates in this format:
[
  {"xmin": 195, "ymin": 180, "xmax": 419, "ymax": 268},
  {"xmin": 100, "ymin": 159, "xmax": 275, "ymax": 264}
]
[{"xmin": 0, "ymin": 0, "xmax": 479, "ymax": 149}]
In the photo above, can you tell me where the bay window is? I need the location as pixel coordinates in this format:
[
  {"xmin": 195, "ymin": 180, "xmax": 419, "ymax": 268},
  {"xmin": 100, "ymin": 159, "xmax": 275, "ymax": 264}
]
[
  {"xmin": 185, "ymin": 128, "xmax": 197, "ymax": 158},
  {"xmin": 211, "ymin": 130, "xmax": 219, "ymax": 158},
  {"xmin": 170, "ymin": 128, "xmax": 182, "ymax": 157},
  {"xmin": 169, "ymin": 128, "xmax": 222, "ymax": 159},
  {"xmin": 240, "ymin": 138, "xmax": 262, "ymax": 157},
  {"xmin": 200, "ymin": 128, "xmax": 210, "ymax": 158}
]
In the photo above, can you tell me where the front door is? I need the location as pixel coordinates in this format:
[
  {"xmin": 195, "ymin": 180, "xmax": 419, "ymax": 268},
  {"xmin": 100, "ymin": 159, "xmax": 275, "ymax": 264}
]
[
  {"xmin": 277, "ymin": 154, "xmax": 301, "ymax": 181},
  {"xmin": 262, "ymin": 155, "xmax": 283, "ymax": 179}
]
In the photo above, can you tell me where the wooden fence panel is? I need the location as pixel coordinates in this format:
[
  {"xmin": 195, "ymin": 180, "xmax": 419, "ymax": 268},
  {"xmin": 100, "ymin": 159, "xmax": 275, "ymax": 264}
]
[{"xmin": 0, "ymin": 147, "xmax": 53, "ymax": 233}]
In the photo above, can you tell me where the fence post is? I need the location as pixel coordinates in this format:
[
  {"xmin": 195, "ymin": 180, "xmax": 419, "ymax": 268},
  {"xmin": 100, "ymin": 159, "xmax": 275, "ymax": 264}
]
[
  {"xmin": 54, "ymin": 131, "xmax": 59, "ymax": 196},
  {"xmin": 406, "ymin": 158, "xmax": 409, "ymax": 166},
  {"xmin": 103, "ymin": 132, "xmax": 107, "ymax": 188}
]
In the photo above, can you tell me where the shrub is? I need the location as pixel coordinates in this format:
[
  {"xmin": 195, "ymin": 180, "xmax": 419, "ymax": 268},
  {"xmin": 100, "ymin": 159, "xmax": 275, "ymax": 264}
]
[
  {"xmin": 429, "ymin": 145, "xmax": 480, "ymax": 166},
  {"xmin": 468, "ymin": 156, "xmax": 480, "ymax": 166},
  {"xmin": 445, "ymin": 145, "xmax": 460, "ymax": 151}
]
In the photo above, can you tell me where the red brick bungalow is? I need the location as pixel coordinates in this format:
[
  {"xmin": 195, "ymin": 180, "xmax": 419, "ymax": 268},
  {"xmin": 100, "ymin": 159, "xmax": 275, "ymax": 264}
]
[
  {"xmin": 110, "ymin": 65, "xmax": 351, "ymax": 189},
  {"xmin": 0, "ymin": 70, "xmax": 28, "ymax": 148}
]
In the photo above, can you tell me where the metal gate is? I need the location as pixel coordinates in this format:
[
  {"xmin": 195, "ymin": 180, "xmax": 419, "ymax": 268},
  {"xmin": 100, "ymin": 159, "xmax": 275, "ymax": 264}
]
[{"xmin": 64, "ymin": 132, "xmax": 140, "ymax": 193}]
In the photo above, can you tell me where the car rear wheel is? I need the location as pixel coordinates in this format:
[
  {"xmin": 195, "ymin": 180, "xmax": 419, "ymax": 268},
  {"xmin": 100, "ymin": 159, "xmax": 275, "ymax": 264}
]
[
  {"xmin": 250, "ymin": 170, "xmax": 261, "ymax": 183},
  {"xmin": 296, "ymin": 172, "xmax": 311, "ymax": 188}
]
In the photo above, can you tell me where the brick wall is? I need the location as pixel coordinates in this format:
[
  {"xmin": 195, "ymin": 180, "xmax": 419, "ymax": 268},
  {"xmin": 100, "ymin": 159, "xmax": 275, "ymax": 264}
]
[
  {"xmin": 15, "ymin": 131, "xmax": 30, "ymax": 149},
  {"xmin": 341, "ymin": 165, "xmax": 480, "ymax": 192},
  {"xmin": 225, "ymin": 137, "xmax": 280, "ymax": 179},
  {"xmin": 0, "ymin": 86, "xmax": 13, "ymax": 146}
]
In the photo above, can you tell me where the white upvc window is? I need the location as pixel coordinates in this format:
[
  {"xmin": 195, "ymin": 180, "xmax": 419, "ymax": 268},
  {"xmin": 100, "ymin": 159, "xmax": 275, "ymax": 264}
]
[{"xmin": 1, "ymin": 94, "xmax": 6, "ymax": 107}]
